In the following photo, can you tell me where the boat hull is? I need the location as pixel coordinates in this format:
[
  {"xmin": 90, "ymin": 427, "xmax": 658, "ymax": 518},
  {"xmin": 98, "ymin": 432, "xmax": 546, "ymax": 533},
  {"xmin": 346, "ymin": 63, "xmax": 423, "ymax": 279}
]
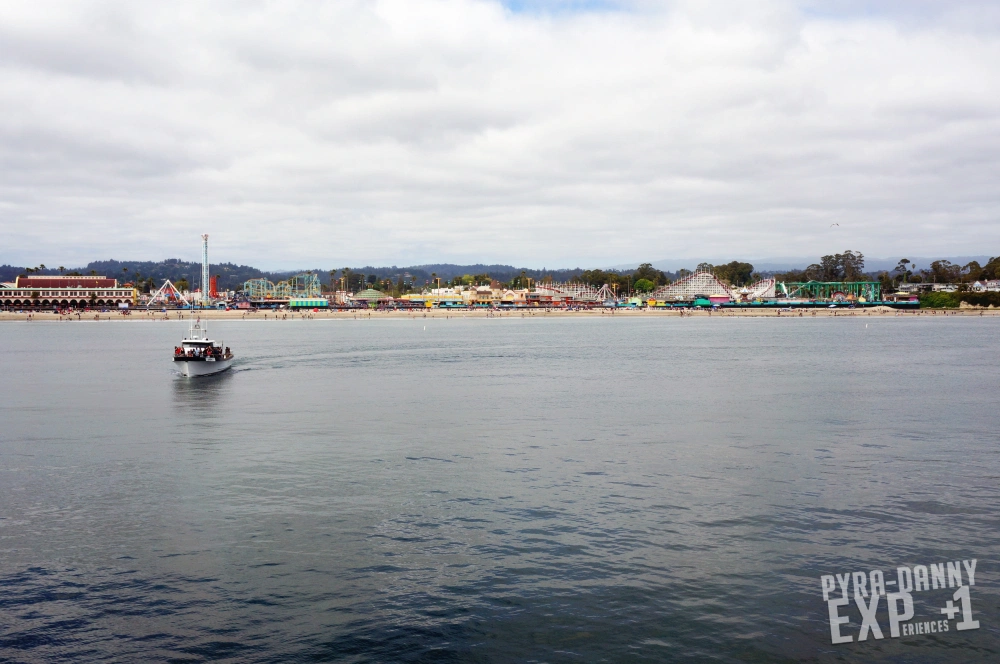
[{"xmin": 175, "ymin": 357, "xmax": 234, "ymax": 377}]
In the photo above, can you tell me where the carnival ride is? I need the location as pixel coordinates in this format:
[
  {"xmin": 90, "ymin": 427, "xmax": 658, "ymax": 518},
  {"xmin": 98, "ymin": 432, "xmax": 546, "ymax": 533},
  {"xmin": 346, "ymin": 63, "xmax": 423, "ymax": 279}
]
[
  {"xmin": 777, "ymin": 281, "xmax": 881, "ymax": 302},
  {"xmin": 649, "ymin": 271, "xmax": 732, "ymax": 301},
  {"xmin": 200, "ymin": 234, "xmax": 210, "ymax": 306},
  {"xmin": 734, "ymin": 278, "xmax": 776, "ymax": 301},
  {"xmin": 534, "ymin": 282, "xmax": 604, "ymax": 303},
  {"xmin": 242, "ymin": 273, "xmax": 323, "ymax": 301},
  {"xmin": 645, "ymin": 273, "xmax": 880, "ymax": 303},
  {"xmin": 146, "ymin": 280, "xmax": 191, "ymax": 307}
]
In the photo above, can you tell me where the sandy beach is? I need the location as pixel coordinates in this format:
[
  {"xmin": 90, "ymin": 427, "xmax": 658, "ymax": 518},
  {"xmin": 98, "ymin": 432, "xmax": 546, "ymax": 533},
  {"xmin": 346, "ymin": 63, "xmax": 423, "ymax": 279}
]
[{"xmin": 2, "ymin": 306, "xmax": 995, "ymax": 322}]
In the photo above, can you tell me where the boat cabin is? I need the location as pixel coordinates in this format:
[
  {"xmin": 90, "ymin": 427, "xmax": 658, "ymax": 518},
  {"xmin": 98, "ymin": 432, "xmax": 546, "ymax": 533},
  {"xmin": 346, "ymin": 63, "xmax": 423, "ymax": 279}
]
[{"xmin": 174, "ymin": 320, "xmax": 229, "ymax": 360}]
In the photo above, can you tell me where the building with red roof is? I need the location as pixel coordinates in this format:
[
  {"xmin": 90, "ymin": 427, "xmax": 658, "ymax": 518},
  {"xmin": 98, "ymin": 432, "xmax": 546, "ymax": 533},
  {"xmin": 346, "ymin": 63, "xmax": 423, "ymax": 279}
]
[{"xmin": 1, "ymin": 275, "xmax": 135, "ymax": 309}]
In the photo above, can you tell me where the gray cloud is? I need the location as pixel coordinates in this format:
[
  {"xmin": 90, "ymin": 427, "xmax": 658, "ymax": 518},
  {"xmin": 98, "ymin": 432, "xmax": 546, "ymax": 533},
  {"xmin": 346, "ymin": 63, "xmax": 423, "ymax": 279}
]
[{"xmin": 1, "ymin": 0, "xmax": 999, "ymax": 269}]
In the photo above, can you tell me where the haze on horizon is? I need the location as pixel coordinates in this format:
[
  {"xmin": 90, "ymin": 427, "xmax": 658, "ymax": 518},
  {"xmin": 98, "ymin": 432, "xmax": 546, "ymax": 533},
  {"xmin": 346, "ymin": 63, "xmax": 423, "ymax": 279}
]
[{"xmin": 2, "ymin": 0, "xmax": 999, "ymax": 271}]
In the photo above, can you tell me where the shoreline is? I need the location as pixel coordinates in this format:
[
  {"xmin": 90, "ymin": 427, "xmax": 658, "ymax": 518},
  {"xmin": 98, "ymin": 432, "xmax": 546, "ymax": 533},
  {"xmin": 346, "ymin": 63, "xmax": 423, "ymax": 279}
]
[{"xmin": 2, "ymin": 308, "xmax": 996, "ymax": 322}]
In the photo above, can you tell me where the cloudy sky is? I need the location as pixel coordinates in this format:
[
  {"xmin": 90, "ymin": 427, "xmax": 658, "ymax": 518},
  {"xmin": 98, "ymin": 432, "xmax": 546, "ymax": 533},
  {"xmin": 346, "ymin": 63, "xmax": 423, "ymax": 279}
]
[{"xmin": 2, "ymin": 0, "xmax": 998, "ymax": 269}]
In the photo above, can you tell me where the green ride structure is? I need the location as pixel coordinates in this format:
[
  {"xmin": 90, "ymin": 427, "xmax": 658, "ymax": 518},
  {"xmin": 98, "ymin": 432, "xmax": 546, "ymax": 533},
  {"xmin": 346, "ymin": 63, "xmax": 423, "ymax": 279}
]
[
  {"xmin": 241, "ymin": 273, "xmax": 324, "ymax": 306},
  {"xmin": 777, "ymin": 280, "xmax": 881, "ymax": 302}
]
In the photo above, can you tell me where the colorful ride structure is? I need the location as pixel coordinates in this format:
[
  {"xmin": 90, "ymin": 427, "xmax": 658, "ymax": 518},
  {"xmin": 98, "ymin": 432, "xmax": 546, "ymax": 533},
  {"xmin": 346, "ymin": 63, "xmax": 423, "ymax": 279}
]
[
  {"xmin": 241, "ymin": 273, "xmax": 323, "ymax": 302},
  {"xmin": 146, "ymin": 279, "xmax": 191, "ymax": 307},
  {"xmin": 649, "ymin": 272, "xmax": 733, "ymax": 301},
  {"xmin": 533, "ymin": 282, "xmax": 605, "ymax": 304},
  {"xmin": 777, "ymin": 281, "xmax": 881, "ymax": 302},
  {"xmin": 645, "ymin": 271, "xmax": 881, "ymax": 303}
]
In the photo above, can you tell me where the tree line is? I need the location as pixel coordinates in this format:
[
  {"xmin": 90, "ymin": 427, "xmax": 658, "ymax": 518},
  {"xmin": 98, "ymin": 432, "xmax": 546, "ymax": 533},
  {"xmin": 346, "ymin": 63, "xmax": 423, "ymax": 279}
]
[
  {"xmin": 773, "ymin": 251, "xmax": 1000, "ymax": 289},
  {"xmin": 890, "ymin": 257, "xmax": 1000, "ymax": 285}
]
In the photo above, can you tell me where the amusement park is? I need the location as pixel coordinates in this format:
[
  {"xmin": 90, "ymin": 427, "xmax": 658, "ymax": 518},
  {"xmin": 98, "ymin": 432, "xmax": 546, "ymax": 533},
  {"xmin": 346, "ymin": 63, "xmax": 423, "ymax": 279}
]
[
  {"xmin": 135, "ymin": 237, "xmax": 914, "ymax": 311},
  {"xmin": 5, "ymin": 234, "xmax": 931, "ymax": 313}
]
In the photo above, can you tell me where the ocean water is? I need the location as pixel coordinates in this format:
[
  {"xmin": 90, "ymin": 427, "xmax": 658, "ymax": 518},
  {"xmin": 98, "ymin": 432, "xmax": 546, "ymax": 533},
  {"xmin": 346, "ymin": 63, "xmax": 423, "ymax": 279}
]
[{"xmin": 1, "ymin": 316, "xmax": 998, "ymax": 662}]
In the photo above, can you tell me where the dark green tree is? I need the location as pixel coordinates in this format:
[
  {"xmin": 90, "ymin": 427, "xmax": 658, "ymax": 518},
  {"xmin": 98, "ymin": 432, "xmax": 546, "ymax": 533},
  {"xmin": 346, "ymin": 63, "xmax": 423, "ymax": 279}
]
[
  {"xmin": 713, "ymin": 261, "xmax": 755, "ymax": 286},
  {"xmin": 893, "ymin": 258, "xmax": 911, "ymax": 285},
  {"xmin": 928, "ymin": 260, "xmax": 961, "ymax": 284},
  {"xmin": 962, "ymin": 261, "xmax": 982, "ymax": 282},
  {"xmin": 632, "ymin": 263, "xmax": 667, "ymax": 286},
  {"xmin": 877, "ymin": 271, "xmax": 894, "ymax": 294}
]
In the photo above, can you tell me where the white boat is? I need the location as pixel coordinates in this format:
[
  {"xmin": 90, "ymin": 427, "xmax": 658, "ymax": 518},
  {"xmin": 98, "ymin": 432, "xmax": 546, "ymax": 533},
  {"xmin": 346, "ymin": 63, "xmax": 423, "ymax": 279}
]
[{"xmin": 172, "ymin": 319, "xmax": 234, "ymax": 377}]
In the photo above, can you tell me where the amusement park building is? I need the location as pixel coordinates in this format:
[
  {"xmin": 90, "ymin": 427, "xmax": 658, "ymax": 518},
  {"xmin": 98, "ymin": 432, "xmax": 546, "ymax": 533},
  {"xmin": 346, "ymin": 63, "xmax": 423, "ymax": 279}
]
[{"xmin": 0, "ymin": 275, "xmax": 136, "ymax": 308}]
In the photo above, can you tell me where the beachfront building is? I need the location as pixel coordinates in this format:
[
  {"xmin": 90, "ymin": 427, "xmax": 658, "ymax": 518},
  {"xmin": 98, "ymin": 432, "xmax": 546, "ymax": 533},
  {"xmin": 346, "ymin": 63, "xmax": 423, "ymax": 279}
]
[
  {"xmin": 462, "ymin": 286, "xmax": 499, "ymax": 306},
  {"xmin": 526, "ymin": 290, "xmax": 568, "ymax": 306},
  {"xmin": 288, "ymin": 297, "xmax": 330, "ymax": 309},
  {"xmin": 897, "ymin": 283, "xmax": 957, "ymax": 294},
  {"xmin": 498, "ymin": 289, "xmax": 527, "ymax": 306},
  {"xmin": 0, "ymin": 275, "xmax": 136, "ymax": 308},
  {"xmin": 399, "ymin": 287, "xmax": 464, "ymax": 308}
]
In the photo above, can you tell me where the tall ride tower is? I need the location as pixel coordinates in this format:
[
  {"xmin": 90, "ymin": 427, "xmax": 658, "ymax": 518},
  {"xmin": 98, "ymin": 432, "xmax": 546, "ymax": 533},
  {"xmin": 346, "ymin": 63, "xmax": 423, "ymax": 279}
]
[{"xmin": 201, "ymin": 234, "xmax": 210, "ymax": 306}]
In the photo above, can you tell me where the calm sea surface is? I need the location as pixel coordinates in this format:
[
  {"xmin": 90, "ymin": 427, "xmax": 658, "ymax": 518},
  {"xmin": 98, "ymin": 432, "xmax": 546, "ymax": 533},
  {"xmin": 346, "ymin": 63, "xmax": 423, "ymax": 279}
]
[{"xmin": 1, "ymin": 316, "xmax": 999, "ymax": 662}]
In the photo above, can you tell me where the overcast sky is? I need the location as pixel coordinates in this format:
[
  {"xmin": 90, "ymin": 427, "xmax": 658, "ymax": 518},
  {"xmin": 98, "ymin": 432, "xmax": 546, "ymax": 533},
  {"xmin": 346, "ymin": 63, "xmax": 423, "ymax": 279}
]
[{"xmin": 2, "ymin": 0, "xmax": 998, "ymax": 269}]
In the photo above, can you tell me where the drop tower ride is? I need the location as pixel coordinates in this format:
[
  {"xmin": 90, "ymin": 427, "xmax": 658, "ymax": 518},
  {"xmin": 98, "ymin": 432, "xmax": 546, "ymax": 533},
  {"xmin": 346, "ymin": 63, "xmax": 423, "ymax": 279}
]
[{"xmin": 201, "ymin": 234, "xmax": 210, "ymax": 307}]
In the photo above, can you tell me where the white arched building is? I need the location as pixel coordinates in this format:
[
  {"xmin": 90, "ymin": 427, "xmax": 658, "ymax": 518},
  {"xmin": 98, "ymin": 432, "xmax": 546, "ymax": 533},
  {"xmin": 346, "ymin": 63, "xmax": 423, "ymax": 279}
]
[{"xmin": 0, "ymin": 276, "xmax": 136, "ymax": 308}]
